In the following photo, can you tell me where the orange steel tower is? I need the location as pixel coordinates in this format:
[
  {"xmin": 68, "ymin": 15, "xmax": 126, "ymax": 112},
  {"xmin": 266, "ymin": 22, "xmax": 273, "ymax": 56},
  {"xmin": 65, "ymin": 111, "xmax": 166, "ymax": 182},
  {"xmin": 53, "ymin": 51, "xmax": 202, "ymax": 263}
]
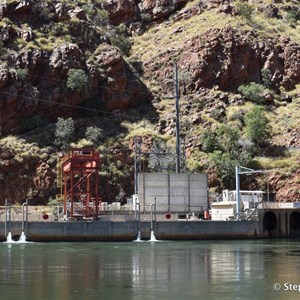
[{"xmin": 62, "ymin": 148, "xmax": 101, "ymax": 220}]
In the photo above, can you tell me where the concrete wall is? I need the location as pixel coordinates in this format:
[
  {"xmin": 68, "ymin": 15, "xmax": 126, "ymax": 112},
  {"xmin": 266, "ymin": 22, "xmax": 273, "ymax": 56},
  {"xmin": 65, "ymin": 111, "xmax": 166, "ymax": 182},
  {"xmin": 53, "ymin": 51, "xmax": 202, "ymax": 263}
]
[
  {"xmin": 138, "ymin": 173, "xmax": 208, "ymax": 213},
  {"xmin": 1, "ymin": 208, "xmax": 300, "ymax": 241},
  {"xmin": 0, "ymin": 220, "xmax": 260, "ymax": 242}
]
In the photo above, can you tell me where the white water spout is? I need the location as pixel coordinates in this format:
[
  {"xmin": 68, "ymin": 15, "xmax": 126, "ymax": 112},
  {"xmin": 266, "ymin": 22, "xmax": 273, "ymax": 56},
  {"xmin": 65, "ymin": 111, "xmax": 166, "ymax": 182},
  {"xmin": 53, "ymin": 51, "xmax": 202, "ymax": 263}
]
[
  {"xmin": 5, "ymin": 232, "xmax": 14, "ymax": 243},
  {"xmin": 4, "ymin": 231, "xmax": 29, "ymax": 244},
  {"xmin": 150, "ymin": 230, "xmax": 158, "ymax": 242},
  {"xmin": 18, "ymin": 231, "xmax": 27, "ymax": 243},
  {"xmin": 134, "ymin": 231, "xmax": 142, "ymax": 242}
]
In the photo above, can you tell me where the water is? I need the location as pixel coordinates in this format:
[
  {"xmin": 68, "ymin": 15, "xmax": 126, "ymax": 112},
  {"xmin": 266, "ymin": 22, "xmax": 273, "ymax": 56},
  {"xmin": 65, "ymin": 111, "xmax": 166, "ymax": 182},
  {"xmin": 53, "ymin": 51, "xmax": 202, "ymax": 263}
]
[
  {"xmin": 18, "ymin": 231, "xmax": 27, "ymax": 243},
  {"xmin": 5, "ymin": 232, "xmax": 13, "ymax": 243},
  {"xmin": 1, "ymin": 240, "xmax": 300, "ymax": 300},
  {"xmin": 134, "ymin": 231, "xmax": 142, "ymax": 242},
  {"xmin": 4, "ymin": 232, "xmax": 27, "ymax": 244},
  {"xmin": 149, "ymin": 230, "xmax": 158, "ymax": 242}
]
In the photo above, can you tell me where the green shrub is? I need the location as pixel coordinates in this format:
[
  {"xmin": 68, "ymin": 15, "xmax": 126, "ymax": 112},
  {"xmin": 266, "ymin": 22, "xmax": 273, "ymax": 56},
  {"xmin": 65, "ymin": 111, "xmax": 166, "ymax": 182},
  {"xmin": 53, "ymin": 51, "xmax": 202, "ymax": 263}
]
[
  {"xmin": 67, "ymin": 68, "xmax": 88, "ymax": 91},
  {"xmin": 201, "ymin": 130, "xmax": 218, "ymax": 153},
  {"xmin": 85, "ymin": 126, "xmax": 103, "ymax": 145},
  {"xmin": 238, "ymin": 82, "xmax": 268, "ymax": 104},
  {"xmin": 244, "ymin": 106, "xmax": 271, "ymax": 147},
  {"xmin": 16, "ymin": 68, "xmax": 28, "ymax": 81},
  {"xmin": 110, "ymin": 34, "xmax": 131, "ymax": 56},
  {"xmin": 54, "ymin": 117, "xmax": 75, "ymax": 150},
  {"xmin": 285, "ymin": 9, "xmax": 300, "ymax": 27},
  {"xmin": 235, "ymin": 2, "xmax": 254, "ymax": 21},
  {"xmin": 261, "ymin": 68, "xmax": 272, "ymax": 89}
]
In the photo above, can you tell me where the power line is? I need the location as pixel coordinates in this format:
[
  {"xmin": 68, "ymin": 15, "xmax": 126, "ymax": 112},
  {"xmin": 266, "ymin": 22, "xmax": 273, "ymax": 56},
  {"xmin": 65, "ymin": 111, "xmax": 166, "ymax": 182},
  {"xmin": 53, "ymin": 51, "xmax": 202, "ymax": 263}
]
[
  {"xmin": 0, "ymin": 90, "xmax": 158, "ymax": 121},
  {"xmin": 18, "ymin": 72, "xmax": 153, "ymax": 97}
]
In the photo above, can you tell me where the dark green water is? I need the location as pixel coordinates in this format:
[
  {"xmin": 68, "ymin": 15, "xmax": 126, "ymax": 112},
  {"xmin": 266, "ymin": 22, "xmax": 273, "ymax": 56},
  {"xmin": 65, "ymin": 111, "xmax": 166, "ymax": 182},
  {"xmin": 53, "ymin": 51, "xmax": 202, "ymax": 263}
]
[{"xmin": 1, "ymin": 239, "xmax": 300, "ymax": 300}]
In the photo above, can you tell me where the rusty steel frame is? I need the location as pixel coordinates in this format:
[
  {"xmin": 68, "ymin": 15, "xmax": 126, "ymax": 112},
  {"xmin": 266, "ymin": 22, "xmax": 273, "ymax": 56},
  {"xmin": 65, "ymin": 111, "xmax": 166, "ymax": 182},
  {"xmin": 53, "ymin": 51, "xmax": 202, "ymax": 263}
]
[{"xmin": 61, "ymin": 148, "xmax": 101, "ymax": 220}]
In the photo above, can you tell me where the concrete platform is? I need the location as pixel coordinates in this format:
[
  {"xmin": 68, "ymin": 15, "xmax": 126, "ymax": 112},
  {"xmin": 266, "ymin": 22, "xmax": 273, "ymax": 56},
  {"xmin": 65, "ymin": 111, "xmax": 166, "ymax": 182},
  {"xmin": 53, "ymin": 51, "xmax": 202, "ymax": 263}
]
[{"xmin": 1, "ymin": 208, "xmax": 300, "ymax": 242}]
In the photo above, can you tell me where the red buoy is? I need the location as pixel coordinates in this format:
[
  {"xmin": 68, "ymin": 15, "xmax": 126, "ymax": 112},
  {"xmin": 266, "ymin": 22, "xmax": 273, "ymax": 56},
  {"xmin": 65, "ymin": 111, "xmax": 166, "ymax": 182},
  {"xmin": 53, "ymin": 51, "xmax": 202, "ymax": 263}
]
[
  {"xmin": 165, "ymin": 212, "xmax": 171, "ymax": 220},
  {"xmin": 42, "ymin": 213, "xmax": 49, "ymax": 220}
]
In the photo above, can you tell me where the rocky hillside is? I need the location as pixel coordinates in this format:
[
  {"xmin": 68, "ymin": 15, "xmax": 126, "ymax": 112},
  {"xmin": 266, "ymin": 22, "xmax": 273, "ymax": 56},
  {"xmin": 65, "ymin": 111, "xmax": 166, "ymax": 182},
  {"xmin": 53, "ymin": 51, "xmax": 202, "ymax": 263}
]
[{"xmin": 0, "ymin": 0, "xmax": 300, "ymax": 204}]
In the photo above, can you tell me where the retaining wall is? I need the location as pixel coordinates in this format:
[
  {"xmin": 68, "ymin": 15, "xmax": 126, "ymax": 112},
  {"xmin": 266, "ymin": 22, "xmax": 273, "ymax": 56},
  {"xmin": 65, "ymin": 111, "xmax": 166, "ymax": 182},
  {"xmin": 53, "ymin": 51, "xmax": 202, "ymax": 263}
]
[{"xmin": 1, "ymin": 209, "xmax": 299, "ymax": 242}]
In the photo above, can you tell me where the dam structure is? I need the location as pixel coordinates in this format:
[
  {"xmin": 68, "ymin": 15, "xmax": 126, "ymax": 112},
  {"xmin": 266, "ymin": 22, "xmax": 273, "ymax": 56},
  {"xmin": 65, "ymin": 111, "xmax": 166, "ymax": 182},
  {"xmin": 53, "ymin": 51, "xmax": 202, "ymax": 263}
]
[
  {"xmin": 1, "ymin": 149, "xmax": 300, "ymax": 242},
  {"xmin": 1, "ymin": 192, "xmax": 300, "ymax": 242}
]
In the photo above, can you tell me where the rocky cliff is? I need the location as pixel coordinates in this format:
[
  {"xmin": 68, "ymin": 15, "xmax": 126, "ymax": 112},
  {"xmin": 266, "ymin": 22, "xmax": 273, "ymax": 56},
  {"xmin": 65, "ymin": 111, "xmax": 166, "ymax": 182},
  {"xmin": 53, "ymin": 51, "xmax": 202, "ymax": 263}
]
[{"xmin": 0, "ymin": 0, "xmax": 300, "ymax": 204}]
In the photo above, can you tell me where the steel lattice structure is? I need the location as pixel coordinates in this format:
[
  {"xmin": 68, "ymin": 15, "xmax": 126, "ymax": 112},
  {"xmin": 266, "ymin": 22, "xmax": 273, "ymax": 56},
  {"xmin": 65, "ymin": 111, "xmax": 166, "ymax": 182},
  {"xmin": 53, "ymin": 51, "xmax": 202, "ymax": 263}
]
[{"xmin": 61, "ymin": 148, "xmax": 101, "ymax": 220}]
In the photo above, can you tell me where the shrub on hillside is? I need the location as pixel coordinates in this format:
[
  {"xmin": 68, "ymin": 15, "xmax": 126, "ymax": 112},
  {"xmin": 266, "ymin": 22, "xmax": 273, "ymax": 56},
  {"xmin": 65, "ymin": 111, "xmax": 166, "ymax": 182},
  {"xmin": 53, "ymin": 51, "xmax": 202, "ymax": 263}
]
[
  {"xmin": 285, "ymin": 9, "xmax": 300, "ymax": 27},
  {"xmin": 85, "ymin": 126, "xmax": 103, "ymax": 145},
  {"xmin": 54, "ymin": 117, "xmax": 75, "ymax": 150},
  {"xmin": 235, "ymin": 2, "xmax": 254, "ymax": 21},
  {"xmin": 244, "ymin": 106, "xmax": 271, "ymax": 147},
  {"xmin": 238, "ymin": 82, "xmax": 270, "ymax": 104},
  {"xmin": 67, "ymin": 69, "xmax": 88, "ymax": 91},
  {"xmin": 16, "ymin": 68, "xmax": 28, "ymax": 81},
  {"xmin": 110, "ymin": 34, "xmax": 131, "ymax": 56}
]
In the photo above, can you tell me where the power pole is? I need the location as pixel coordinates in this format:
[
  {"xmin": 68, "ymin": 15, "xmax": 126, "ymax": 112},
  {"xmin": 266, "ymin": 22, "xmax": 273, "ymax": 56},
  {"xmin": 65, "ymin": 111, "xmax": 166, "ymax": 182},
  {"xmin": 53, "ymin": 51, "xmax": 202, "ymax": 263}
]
[{"xmin": 174, "ymin": 63, "xmax": 181, "ymax": 173}]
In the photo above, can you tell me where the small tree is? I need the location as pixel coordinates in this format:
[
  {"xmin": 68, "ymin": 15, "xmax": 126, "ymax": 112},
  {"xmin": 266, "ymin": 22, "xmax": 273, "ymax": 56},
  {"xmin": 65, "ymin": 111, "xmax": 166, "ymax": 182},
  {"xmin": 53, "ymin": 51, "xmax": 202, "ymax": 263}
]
[
  {"xmin": 16, "ymin": 68, "xmax": 28, "ymax": 81},
  {"xmin": 261, "ymin": 68, "xmax": 272, "ymax": 89},
  {"xmin": 67, "ymin": 69, "xmax": 88, "ymax": 91},
  {"xmin": 236, "ymin": 2, "xmax": 254, "ymax": 21},
  {"xmin": 54, "ymin": 117, "xmax": 75, "ymax": 150},
  {"xmin": 244, "ymin": 106, "xmax": 271, "ymax": 147},
  {"xmin": 205, "ymin": 123, "xmax": 254, "ymax": 187},
  {"xmin": 216, "ymin": 124, "xmax": 240, "ymax": 154},
  {"xmin": 110, "ymin": 34, "xmax": 131, "ymax": 56},
  {"xmin": 201, "ymin": 129, "xmax": 218, "ymax": 152},
  {"xmin": 238, "ymin": 82, "xmax": 268, "ymax": 104},
  {"xmin": 85, "ymin": 126, "xmax": 103, "ymax": 145}
]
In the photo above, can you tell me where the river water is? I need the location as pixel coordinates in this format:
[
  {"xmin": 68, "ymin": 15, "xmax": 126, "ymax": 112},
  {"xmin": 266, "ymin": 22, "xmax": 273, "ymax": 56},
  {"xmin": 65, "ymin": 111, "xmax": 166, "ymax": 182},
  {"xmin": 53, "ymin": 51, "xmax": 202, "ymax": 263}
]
[{"xmin": 1, "ymin": 239, "xmax": 300, "ymax": 300}]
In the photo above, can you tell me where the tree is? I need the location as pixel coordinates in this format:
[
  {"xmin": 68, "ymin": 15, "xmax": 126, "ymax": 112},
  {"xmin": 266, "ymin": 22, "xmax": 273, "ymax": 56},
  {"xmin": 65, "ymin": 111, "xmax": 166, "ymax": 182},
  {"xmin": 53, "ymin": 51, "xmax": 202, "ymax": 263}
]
[
  {"xmin": 85, "ymin": 126, "xmax": 103, "ymax": 145},
  {"xmin": 67, "ymin": 69, "xmax": 88, "ymax": 91},
  {"xmin": 201, "ymin": 129, "xmax": 218, "ymax": 153},
  {"xmin": 244, "ymin": 106, "xmax": 271, "ymax": 147},
  {"xmin": 238, "ymin": 82, "xmax": 268, "ymax": 104},
  {"xmin": 54, "ymin": 117, "xmax": 75, "ymax": 150},
  {"xmin": 202, "ymin": 124, "xmax": 254, "ymax": 188},
  {"xmin": 216, "ymin": 124, "xmax": 240, "ymax": 154},
  {"xmin": 261, "ymin": 68, "xmax": 272, "ymax": 89}
]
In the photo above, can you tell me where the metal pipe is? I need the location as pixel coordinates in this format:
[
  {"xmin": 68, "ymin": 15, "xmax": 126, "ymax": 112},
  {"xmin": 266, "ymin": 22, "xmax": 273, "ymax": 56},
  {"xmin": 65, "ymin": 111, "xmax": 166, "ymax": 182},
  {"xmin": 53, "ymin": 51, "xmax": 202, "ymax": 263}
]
[
  {"xmin": 135, "ymin": 202, "xmax": 141, "ymax": 234},
  {"xmin": 25, "ymin": 199, "xmax": 28, "ymax": 234},
  {"xmin": 235, "ymin": 165, "xmax": 240, "ymax": 219},
  {"xmin": 8, "ymin": 202, "xmax": 11, "ymax": 233},
  {"xmin": 174, "ymin": 63, "xmax": 181, "ymax": 173},
  {"xmin": 151, "ymin": 202, "xmax": 154, "ymax": 231},
  {"xmin": 5, "ymin": 199, "xmax": 8, "ymax": 237},
  {"xmin": 22, "ymin": 202, "xmax": 27, "ymax": 231},
  {"xmin": 154, "ymin": 197, "xmax": 157, "ymax": 233}
]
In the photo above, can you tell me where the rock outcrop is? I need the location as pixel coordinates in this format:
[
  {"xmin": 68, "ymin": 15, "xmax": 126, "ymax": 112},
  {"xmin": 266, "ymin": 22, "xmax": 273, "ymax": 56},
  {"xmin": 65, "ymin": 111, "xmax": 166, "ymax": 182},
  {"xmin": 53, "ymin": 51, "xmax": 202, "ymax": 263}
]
[
  {"xmin": 1, "ymin": 0, "xmax": 300, "ymax": 204},
  {"xmin": 143, "ymin": 27, "xmax": 300, "ymax": 94}
]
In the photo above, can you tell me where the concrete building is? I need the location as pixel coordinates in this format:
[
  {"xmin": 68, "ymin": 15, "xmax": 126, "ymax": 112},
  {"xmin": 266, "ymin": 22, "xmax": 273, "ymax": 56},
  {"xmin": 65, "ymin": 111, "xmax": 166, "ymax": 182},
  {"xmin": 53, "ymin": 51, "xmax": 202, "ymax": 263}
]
[{"xmin": 137, "ymin": 173, "xmax": 208, "ymax": 216}]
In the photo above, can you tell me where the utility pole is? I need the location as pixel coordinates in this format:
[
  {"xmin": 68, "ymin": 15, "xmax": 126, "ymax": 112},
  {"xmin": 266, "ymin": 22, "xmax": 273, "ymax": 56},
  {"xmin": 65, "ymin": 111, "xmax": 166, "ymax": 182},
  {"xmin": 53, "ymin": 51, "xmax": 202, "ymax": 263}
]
[
  {"xmin": 134, "ymin": 137, "xmax": 141, "ymax": 195},
  {"xmin": 174, "ymin": 63, "xmax": 181, "ymax": 173},
  {"xmin": 235, "ymin": 165, "xmax": 265, "ymax": 220}
]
